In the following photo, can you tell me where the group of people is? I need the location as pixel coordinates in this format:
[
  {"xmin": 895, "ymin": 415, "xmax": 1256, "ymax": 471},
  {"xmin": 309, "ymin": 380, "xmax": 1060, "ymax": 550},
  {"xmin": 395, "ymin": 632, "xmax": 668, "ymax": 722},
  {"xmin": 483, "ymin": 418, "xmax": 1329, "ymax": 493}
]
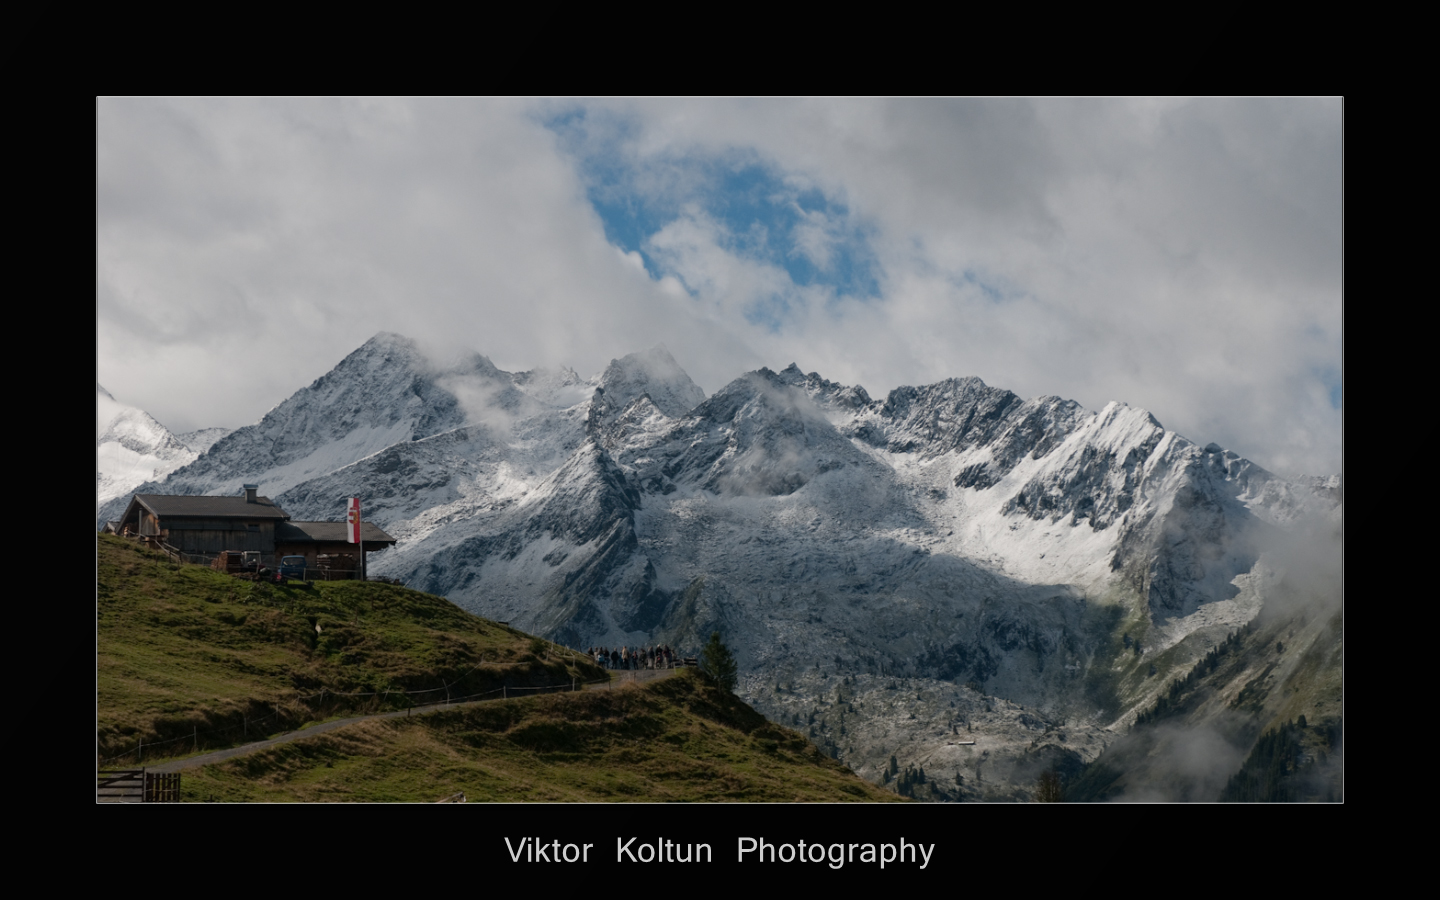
[{"xmin": 587, "ymin": 644, "xmax": 680, "ymax": 670}]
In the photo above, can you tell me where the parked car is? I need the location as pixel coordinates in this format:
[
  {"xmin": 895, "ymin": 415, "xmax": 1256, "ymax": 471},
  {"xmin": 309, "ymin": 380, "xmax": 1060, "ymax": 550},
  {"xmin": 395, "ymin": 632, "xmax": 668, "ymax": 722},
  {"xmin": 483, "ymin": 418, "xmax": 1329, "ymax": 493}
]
[{"xmin": 278, "ymin": 555, "xmax": 308, "ymax": 580}]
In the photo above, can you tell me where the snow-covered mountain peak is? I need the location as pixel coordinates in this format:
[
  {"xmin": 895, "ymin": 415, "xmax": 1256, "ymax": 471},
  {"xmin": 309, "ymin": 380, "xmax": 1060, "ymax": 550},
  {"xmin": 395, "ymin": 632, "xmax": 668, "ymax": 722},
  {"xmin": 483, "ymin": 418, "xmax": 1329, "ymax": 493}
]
[
  {"xmin": 338, "ymin": 331, "xmax": 429, "ymax": 377},
  {"xmin": 773, "ymin": 364, "xmax": 873, "ymax": 413},
  {"xmin": 512, "ymin": 365, "xmax": 591, "ymax": 410},
  {"xmin": 96, "ymin": 385, "xmax": 198, "ymax": 509},
  {"xmin": 361, "ymin": 329, "xmax": 421, "ymax": 356},
  {"xmin": 1094, "ymin": 399, "xmax": 1164, "ymax": 434},
  {"xmin": 97, "ymin": 383, "xmax": 127, "ymax": 438},
  {"xmin": 635, "ymin": 368, "xmax": 872, "ymax": 500},
  {"xmin": 97, "ymin": 333, "xmax": 498, "ymax": 515},
  {"xmin": 690, "ymin": 367, "xmax": 833, "ymax": 429},
  {"xmin": 597, "ymin": 346, "xmax": 706, "ymax": 419}
]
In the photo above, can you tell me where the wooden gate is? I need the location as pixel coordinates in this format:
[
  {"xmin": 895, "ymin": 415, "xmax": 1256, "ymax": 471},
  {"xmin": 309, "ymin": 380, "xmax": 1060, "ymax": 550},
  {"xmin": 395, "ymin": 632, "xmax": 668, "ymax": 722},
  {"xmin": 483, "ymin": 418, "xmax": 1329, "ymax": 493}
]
[
  {"xmin": 145, "ymin": 772, "xmax": 181, "ymax": 802},
  {"xmin": 97, "ymin": 768, "xmax": 180, "ymax": 802}
]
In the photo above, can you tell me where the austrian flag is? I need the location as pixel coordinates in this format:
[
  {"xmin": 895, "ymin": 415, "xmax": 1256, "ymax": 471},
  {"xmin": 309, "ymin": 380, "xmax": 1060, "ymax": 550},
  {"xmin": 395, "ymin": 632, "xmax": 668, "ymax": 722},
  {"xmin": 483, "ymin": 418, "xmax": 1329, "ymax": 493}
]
[{"xmin": 347, "ymin": 497, "xmax": 361, "ymax": 544}]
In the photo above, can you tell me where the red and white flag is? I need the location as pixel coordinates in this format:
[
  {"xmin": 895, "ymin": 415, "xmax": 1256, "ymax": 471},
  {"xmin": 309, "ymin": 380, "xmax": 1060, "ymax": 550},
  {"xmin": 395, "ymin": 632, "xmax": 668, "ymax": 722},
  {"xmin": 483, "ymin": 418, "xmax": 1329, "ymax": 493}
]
[{"xmin": 346, "ymin": 497, "xmax": 361, "ymax": 544}]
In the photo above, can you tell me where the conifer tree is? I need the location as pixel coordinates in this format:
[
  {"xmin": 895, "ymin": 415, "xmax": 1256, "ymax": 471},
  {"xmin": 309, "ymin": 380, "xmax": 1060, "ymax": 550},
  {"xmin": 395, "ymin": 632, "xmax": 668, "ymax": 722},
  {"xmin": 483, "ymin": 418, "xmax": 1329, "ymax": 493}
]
[
  {"xmin": 1035, "ymin": 769, "xmax": 1064, "ymax": 802},
  {"xmin": 700, "ymin": 631, "xmax": 738, "ymax": 693}
]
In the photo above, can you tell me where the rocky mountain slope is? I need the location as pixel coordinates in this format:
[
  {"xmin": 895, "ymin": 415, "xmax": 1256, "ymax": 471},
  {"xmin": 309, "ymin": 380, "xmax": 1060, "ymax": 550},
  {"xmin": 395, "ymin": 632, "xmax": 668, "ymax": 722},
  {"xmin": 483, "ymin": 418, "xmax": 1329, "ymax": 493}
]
[{"xmin": 99, "ymin": 333, "xmax": 1341, "ymax": 797}]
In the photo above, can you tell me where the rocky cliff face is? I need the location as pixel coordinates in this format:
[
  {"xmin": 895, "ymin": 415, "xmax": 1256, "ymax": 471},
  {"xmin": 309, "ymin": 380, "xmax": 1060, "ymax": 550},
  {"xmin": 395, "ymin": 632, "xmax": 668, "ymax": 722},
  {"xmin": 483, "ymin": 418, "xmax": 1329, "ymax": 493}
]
[{"xmin": 100, "ymin": 334, "xmax": 1340, "ymax": 796}]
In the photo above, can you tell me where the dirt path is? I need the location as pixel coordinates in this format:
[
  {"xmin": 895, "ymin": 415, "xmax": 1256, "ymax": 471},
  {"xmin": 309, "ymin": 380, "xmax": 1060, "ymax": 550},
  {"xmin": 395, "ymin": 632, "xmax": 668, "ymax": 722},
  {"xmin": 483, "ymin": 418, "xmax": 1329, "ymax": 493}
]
[
  {"xmin": 146, "ymin": 667, "xmax": 680, "ymax": 774},
  {"xmin": 590, "ymin": 667, "xmax": 677, "ymax": 689}
]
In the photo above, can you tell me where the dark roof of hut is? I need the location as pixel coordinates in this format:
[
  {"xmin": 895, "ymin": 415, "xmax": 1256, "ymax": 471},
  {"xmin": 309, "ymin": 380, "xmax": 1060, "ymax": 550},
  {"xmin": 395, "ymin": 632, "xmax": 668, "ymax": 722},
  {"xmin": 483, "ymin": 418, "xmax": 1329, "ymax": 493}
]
[
  {"xmin": 127, "ymin": 493, "xmax": 291, "ymax": 520},
  {"xmin": 275, "ymin": 520, "xmax": 396, "ymax": 545}
]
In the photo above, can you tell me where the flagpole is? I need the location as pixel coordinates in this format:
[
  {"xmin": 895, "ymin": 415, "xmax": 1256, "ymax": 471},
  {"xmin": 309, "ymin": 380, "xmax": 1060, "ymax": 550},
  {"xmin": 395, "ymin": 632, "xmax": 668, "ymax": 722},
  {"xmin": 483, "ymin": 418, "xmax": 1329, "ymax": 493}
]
[{"xmin": 347, "ymin": 497, "xmax": 365, "ymax": 583}]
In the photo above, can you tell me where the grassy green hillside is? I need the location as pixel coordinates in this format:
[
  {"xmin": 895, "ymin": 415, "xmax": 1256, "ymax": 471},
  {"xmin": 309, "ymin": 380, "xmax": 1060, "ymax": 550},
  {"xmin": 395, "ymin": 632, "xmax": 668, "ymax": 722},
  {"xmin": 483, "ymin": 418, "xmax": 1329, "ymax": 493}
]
[
  {"xmin": 99, "ymin": 535, "xmax": 897, "ymax": 802},
  {"xmin": 99, "ymin": 534, "xmax": 606, "ymax": 764},
  {"xmin": 179, "ymin": 669, "xmax": 898, "ymax": 802}
]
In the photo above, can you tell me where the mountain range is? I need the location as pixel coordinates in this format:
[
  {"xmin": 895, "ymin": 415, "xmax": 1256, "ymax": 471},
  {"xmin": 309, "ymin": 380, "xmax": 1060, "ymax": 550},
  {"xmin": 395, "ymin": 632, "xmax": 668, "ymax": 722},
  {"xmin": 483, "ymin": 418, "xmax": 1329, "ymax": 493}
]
[{"xmin": 97, "ymin": 333, "xmax": 1342, "ymax": 799}]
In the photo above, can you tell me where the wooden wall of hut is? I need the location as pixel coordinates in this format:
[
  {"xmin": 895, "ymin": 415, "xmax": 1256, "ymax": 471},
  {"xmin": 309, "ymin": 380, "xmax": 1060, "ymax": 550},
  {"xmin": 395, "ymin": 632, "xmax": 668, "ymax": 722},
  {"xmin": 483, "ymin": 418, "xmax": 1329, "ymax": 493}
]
[{"xmin": 162, "ymin": 522, "xmax": 277, "ymax": 556}]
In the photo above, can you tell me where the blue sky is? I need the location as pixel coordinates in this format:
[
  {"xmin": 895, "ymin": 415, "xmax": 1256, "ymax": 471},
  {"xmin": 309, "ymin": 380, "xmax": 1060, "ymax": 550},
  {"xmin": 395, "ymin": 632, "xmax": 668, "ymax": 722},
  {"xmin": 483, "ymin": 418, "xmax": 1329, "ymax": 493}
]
[{"xmin": 548, "ymin": 107, "xmax": 882, "ymax": 330}]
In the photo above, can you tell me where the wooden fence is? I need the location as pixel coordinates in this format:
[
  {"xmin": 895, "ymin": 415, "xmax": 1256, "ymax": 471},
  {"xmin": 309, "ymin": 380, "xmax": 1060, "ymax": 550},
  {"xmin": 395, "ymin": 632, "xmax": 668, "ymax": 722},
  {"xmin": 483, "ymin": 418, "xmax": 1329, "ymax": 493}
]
[{"xmin": 147, "ymin": 772, "xmax": 181, "ymax": 802}]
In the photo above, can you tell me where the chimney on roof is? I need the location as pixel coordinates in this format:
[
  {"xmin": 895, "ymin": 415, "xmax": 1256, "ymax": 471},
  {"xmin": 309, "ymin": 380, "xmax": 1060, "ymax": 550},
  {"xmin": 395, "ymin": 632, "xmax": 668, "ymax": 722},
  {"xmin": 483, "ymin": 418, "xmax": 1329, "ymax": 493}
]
[{"xmin": 242, "ymin": 484, "xmax": 258, "ymax": 503}]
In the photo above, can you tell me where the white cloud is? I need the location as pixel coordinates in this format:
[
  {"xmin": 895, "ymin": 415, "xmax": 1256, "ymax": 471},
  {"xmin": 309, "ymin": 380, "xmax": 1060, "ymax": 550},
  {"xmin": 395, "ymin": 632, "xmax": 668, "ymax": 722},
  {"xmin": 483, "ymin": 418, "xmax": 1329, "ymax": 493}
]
[
  {"xmin": 572, "ymin": 98, "xmax": 1342, "ymax": 475},
  {"xmin": 789, "ymin": 206, "xmax": 838, "ymax": 271},
  {"xmin": 98, "ymin": 98, "xmax": 1341, "ymax": 477}
]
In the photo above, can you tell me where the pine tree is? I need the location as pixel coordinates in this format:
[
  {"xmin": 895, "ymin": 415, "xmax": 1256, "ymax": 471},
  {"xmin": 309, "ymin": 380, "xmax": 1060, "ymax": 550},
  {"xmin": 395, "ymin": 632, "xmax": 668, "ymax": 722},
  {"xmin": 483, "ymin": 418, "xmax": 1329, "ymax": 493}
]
[
  {"xmin": 1035, "ymin": 769, "xmax": 1064, "ymax": 802},
  {"xmin": 699, "ymin": 631, "xmax": 738, "ymax": 693}
]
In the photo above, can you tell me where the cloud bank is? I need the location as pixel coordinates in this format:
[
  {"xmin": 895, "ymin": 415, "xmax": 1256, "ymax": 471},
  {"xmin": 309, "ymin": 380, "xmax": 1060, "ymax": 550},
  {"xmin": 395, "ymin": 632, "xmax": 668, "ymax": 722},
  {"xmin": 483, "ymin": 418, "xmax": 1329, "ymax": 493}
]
[{"xmin": 98, "ymin": 97, "xmax": 1341, "ymax": 477}]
